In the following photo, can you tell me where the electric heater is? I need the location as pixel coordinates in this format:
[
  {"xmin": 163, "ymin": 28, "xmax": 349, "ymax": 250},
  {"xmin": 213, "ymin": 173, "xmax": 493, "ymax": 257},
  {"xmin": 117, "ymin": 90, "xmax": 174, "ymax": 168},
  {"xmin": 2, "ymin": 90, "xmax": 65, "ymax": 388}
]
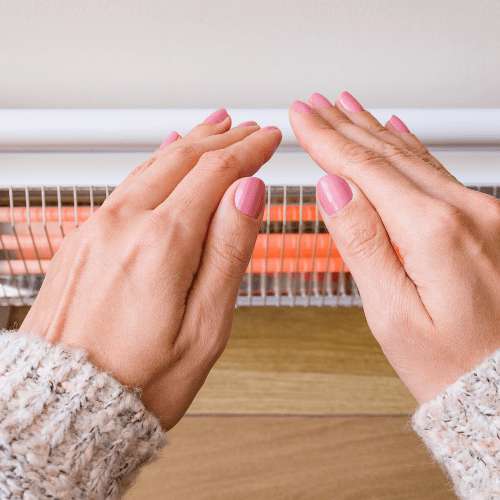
[{"xmin": 1, "ymin": 108, "xmax": 499, "ymax": 314}]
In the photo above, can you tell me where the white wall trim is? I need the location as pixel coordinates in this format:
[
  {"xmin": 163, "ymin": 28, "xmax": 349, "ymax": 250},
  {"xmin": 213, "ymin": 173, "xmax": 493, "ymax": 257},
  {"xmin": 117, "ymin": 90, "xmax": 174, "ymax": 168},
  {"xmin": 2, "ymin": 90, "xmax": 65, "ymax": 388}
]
[{"xmin": 1, "ymin": 109, "xmax": 499, "ymax": 152}]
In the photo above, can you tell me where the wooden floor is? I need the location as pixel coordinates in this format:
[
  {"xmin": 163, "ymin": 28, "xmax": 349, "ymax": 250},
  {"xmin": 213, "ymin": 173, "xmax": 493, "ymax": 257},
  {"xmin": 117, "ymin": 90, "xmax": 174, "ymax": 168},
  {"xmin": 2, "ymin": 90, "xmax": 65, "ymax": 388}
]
[{"xmin": 7, "ymin": 305, "xmax": 456, "ymax": 499}]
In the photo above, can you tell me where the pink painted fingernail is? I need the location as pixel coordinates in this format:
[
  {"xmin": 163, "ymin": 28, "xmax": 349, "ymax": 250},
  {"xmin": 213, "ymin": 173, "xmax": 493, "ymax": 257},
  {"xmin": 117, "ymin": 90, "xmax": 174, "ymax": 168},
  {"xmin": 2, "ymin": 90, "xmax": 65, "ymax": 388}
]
[
  {"xmin": 390, "ymin": 115, "xmax": 410, "ymax": 133},
  {"xmin": 160, "ymin": 131, "xmax": 179, "ymax": 148},
  {"xmin": 317, "ymin": 174, "xmax": 353, "ymax": 216},
  {"xmin": 261, "ymin": 126, "xmax": 278, "ymax": 131},
  {"xmin": 338, "ymin": 92, "xmax": 364, "ymax": 113},
  {"xmin": 292, "ymin": 100, "xmax": 314, "ymax": 114},
  {"xmin": 310, "ymin": 93, "xmax": 333, "ymax": 108},
  {"xmin": 237, "ymin": 121, "xmax": 258, "ymax": 127},
  {"xmin": 203, "ymin": 108, "xmax": 228, "ymax": 124},
  {"xmin": 235, "ymin": 177, "xmax": 266, "ymax": 219}
]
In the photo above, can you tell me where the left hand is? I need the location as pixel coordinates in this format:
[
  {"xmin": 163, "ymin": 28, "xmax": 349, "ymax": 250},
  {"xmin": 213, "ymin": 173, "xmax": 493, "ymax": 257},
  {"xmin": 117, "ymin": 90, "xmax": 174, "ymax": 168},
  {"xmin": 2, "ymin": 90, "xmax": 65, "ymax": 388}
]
[
  {"xmin": 289, "ymin": 92, "xmax": 500, "ymax": 405},
  {"xmin": 21, "ymin": 111, "xmax": 281, "ymax": 431}
]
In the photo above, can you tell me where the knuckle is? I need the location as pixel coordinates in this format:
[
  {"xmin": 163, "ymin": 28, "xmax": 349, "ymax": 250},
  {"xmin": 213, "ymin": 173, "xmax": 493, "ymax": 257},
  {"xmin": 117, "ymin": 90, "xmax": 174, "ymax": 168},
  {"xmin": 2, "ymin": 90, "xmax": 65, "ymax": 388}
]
[
  {"xmin": 370, "ymin": 122, "xmax": 388, "ymax": 136},
  {"xmin": 144, "ymin": 212, "xmax": 198, "ymax": 268},
  {"xmin": 99, "ymin": 196, "xmax": 122, "ymax": 218},
  {"xmin": 210, "ymin": 338, "xmax": 228, "ymax": 361},
  {"xmin": 210, "ymin": 232, "xmax": 247, "ymax": 281},
  {"xmin": 342, "ymin": 219, "xmax": 387, "ymax": 262},
  {"xmin": 169, "ymin": 143, "xmax": 197, "ymax": 164},
  {"xmin": 163, "ymin": 198, "xmax": 198, "ymax": 241},
  {"xmin": 140, "ymin": 213, "xmax": 166, "ymax": 245},
  {"xmin": 420, "ymin": 153, "xmax": 441, "ymax": 169},
  {"xmin": 409, "ymin": 141, "xmax": 430, "ymax": 156},
  {"xmin": 377, "ymin": 141, "xmax": 409, "ymax": 163},
  {"xmin": 93, "ymin": 194, "xmax": 125, "ymax": 225},
  {"xmin": 459, "ymin": 192, "xmax": 500, "ymax": 244},
  {"xmin": 194, "ymin": 313, "xmax": 229, "ymax": 363},
  {"xmin": 423, "ymin": 202, "xmax": 468, "ymax": 241},
  {"xmin": 59, "ymin": 223, "xmax": 95, "ymax": 261},
  {"xmin": 130, "ymin": 159, "xmax": 154, "ymax": 179},
  {"xmin": 384, "ymin": 301, "xmax": 412, "ymax": 338},
  {"xmin": 198, "ymin": 322, "xmax": 229, "ymax": 363},
  {"xmin": 199, "ymin": 149, "xmax": 238, "ymax": 173},
  {"xmin": 338, "ymin": 142, "xmax": 385, "ymax": 171},
  {"xmin": 417, "ymin": 149, "xmax": 433, "ymax": 162}
]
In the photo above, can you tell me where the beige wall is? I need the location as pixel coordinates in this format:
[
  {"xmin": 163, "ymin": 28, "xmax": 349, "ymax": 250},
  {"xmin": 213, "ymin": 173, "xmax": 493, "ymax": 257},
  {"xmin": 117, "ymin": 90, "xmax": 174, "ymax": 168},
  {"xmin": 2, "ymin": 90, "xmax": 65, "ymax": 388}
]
[{"xmin": 1, "ymin": 0, "xmax": 499, "ymax": 109}]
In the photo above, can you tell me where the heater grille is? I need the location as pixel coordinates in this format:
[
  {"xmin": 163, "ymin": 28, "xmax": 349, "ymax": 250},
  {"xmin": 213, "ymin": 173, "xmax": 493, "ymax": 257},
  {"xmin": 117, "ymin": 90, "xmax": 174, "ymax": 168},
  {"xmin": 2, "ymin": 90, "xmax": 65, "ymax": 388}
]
[{"xmin": 0, "ymin": 184, "xmax": 498, "ymax": 308}]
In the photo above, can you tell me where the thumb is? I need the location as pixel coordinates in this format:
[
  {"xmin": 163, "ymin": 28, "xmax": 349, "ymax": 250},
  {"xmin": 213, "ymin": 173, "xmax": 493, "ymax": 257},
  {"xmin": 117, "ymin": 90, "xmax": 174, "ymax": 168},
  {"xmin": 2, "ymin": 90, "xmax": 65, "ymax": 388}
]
[
  {"xmin": 200, "ymin": 176, "xmax": 265, "ymax": 307},
  {"xmin": 316, "ymin": 174, "xmax": 407, "ymax": 319},
  {"xmin": 180, "ymin": 176, "xmax": 265, "ymax": 357}
]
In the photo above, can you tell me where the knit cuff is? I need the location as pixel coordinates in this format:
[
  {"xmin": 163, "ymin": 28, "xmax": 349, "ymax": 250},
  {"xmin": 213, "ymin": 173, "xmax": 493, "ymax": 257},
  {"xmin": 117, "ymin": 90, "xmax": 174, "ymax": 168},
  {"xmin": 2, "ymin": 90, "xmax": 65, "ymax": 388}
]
[
  {"xmin": 411, "ymin": 348, "xmax": 500, "ymax": 500},
  {"xmin": 0, "ymin": 329, "xmax": 168, "ymax": 500}
]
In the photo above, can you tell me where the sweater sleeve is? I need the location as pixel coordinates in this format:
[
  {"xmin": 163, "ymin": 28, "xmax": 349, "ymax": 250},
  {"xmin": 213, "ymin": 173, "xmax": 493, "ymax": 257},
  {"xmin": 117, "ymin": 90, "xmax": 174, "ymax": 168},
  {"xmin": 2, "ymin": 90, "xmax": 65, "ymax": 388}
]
[
  {"xmin": 3, "ymin": 327, "xmax": 500, "ymax": 500},
  {"xmin": 411, "ymin": 347, "xmax": 500, "ymax": 500},
  {"xmin": 0, "ymin": 329, "xmax": 168, "ymax": 500}
]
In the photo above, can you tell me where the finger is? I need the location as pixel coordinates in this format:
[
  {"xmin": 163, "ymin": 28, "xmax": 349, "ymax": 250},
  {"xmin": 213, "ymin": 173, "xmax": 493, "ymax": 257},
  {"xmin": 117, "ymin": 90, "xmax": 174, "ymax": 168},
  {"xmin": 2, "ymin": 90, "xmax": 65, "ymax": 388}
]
[
  {"xmin": 308, "ymin": 92, "xmax": 413, "ymax": 153},
  {"xmin": 149, "ymin": 118, "xmax": 259, "ymax": 183},
  {"xmin": 332, "ymin": 91, "xmax": 462, "ymax": 185},
  {"xmin": 308, "ymin": 93, "xmax": 454, "ymax": 183},
  {"xmin": 153, "ymin": 113, "xmax": 257, "ymax": 156},
  {"xmin": 314, "ymin": 173, "xmax": 431, "ymax": 374},
  {"xmin": 103, "ymin": 157, "xmax": 159, "ymax": 205},
  {"xmin": 335, "ymin": 92, "xmax": 425, "ymax": 153},
  {"xmin": 289, "ymin": 100, "xmax": 456, "ymax": 256},
  {"xmin": 384, "ymin": 116, "xmax": 463, "ymax": 185},
  {"xmin": 159, "ymin": 131, "xmax": 182, "ymax": 149},
  {"xmin": 174, "ymin": 176, "xmax": 266, "ymax": 360},
  {"xmin": 107, "ymin": 133, "xmax": 184, "ymax": 203},
  {"xmin": 157, "ymin": 108, "xmax": 232, "ymax": 154},
  {"xmin": 113, "ymin": 121, "xmax": 264, "ymax": 212},
  {"xmin": 301, "ymin": 96, "xmax": 464, "ymax": 201},
  {"xmin": 106, "ymin": 109, "xmax": 235, "ymax": 206},
  {"xmin": 154, "ymin": 126, "xmax": 281, "ymax": 254}
]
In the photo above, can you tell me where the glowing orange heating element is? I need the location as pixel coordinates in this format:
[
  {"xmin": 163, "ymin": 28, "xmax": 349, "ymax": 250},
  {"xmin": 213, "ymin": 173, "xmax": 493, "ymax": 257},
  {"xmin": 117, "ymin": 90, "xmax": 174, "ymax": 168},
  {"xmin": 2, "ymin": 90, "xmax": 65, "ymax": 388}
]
[{"xmin": 0, "ymin": 205, "xmax": 404, "ymax": 275}]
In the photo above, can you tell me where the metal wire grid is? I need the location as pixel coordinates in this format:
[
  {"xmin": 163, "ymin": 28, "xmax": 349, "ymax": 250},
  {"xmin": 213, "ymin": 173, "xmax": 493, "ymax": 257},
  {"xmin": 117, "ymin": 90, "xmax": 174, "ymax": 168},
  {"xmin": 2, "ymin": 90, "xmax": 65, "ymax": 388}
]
[{"xmin": 0, "ymin": 184, "xmax": 498, "ymax": 308}]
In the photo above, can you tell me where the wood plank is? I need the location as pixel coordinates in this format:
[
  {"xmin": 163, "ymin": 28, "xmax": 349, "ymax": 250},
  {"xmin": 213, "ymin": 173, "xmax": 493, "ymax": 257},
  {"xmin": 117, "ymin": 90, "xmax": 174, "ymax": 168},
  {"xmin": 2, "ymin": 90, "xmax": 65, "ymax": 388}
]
[
  {"xmin": 218, "ymin": 306, "xmax": 396, "ymax": 377},
  {"xmin": 6, "ymin": 305, "xmax": 29, "ymax": 330},
  {"xmin": 124, "ymin": 416, "xmax": 456, "ymax": 500},
  {"xmin": 0, "ymin": 306, "xmax": 11, "ymax": 329},
  {"xmin": 188, "ymin": 369, "xmax": 417, "ymax": 414},
  {"xmin": 188, "ymin": 306, "xmax": 418, "ymax": 415}
]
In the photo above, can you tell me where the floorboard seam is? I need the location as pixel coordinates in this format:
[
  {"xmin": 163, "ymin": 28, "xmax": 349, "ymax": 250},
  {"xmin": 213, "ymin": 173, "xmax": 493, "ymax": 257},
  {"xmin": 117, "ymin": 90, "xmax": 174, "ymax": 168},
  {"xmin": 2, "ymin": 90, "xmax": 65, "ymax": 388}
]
[{"xmin": 183, "ymin": 413, "xmax": 414, "ymax": 418}]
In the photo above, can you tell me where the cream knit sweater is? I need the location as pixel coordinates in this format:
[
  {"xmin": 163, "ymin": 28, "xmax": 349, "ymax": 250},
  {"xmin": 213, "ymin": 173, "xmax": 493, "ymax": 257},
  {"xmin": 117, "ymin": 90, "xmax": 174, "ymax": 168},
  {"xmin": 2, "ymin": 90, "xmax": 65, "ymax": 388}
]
[{"xmin": 1, "ymin": 329, "xmax": 499, "ymax": 500}]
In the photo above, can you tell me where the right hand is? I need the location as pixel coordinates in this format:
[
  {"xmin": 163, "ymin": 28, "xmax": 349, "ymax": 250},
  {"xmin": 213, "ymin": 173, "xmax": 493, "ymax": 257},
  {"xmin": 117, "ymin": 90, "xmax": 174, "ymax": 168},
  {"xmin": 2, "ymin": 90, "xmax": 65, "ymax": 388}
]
[{"xmin": 289, "ymin": 91, "xmax": 500, "ymax": 405}]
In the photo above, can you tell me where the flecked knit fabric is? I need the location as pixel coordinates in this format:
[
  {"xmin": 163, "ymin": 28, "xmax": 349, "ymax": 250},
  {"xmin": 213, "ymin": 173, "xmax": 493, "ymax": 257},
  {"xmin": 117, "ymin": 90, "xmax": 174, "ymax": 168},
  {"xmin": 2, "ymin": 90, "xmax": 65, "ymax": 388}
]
[
  {"xmin": 2, "ymin": 328, "xmax": 500, "ymax": 499},
  {"xmin": 0, "ymin": 329, "xmax": 168, "ymax": 500},
  {"xmin": 411, "ymin": 347, "xmax": 500, "ymax": 500}
]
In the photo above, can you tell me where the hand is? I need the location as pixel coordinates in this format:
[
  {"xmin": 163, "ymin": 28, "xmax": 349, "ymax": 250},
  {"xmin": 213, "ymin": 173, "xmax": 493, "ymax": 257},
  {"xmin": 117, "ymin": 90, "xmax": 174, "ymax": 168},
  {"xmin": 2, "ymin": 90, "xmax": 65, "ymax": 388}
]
[
  {"xmin": 20, "ymin": 110, "xmax": 282, "ymax": 431},
  {"xmin": 290, "ymin": 92, "xmax": 500, "ymax": 405}
]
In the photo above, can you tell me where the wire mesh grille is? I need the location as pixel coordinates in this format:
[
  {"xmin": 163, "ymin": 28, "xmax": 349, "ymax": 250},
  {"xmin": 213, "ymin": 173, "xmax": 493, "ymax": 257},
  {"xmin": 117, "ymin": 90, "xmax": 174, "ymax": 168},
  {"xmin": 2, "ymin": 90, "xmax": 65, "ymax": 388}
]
[{"xmin": 1, "ymin": 184, "xmax": 498, "ymax": 308}]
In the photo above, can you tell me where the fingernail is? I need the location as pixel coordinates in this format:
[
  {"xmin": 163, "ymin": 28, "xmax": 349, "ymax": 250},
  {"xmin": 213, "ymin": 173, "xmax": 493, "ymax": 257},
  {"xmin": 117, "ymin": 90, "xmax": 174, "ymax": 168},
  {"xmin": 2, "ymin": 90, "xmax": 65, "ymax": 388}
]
[
  {"xmin": 261, "ymin": 126, "xmax": 278, "ymax": 131},
  {"xmin": 203, "ymin": 108, "xmax": 228, "ymax": 124},
  {"xmin": 292, "ymin": 100, "xmax": 314, "ymax": 114},
  {"xmin": 235, "ymin": 177, "xmax": 266, "ymax": 219},
  {"xmin": 389, "ymin": 115, "xmax": 410, "ymax": 133},
  {"xmin": 237, "ymin": 121, "xmax": 258, "ymax": 127},
  {"xmin": 338, "ymin": 92, "xmax": 364, "ymax": 113},
  {"xmin": 160, "ymin": 131, "xmax": 179, "ymax": 148},
  {"xmin": 310, "ymin": 93, "xmax": 333, "ymax": 108},
  {"xmin": 316, "ymin": 174, "xmax": 353, "ymax": 216}
]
